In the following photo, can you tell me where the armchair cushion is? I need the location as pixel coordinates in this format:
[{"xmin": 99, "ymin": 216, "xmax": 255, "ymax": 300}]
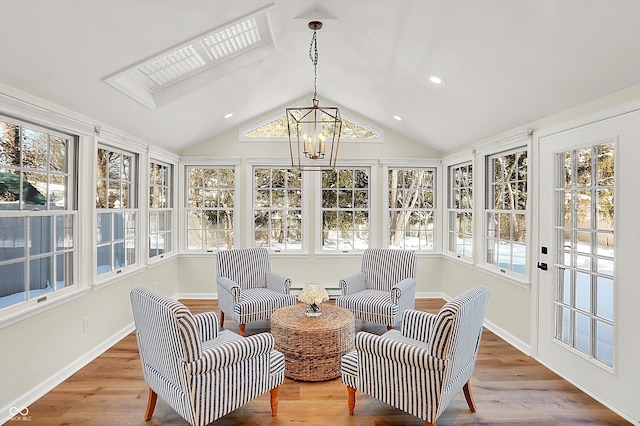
[
  {"xmin": 336, "ymin": 289, "xmax": 399, "ymax": 326},
  {"xmin": 233, "ymin": 288, "xmax": 297, "ymax": 325}
]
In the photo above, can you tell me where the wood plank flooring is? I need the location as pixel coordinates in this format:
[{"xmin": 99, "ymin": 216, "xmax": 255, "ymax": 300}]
[{"xmin": 23, "ymin": 298, "xmax": 630, "ymax": 425}]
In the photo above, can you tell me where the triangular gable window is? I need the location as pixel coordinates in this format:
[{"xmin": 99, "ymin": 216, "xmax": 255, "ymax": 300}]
[{"xmin": 241, "ymin": 108, "xmax": 382, "ymax": 142}]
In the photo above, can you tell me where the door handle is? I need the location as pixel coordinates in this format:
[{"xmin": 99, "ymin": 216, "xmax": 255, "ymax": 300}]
[{"xmin": 537, "ymin": 262, "xmax": 548, "ymax": 271}]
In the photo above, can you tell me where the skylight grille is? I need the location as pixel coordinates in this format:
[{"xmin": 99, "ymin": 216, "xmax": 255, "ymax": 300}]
[
  {"xmin": 201, "ymin": 18, "xmax": 261, "ymax": 60},
  {"xmin": 103, "ymin": 4, "xmax": 276, "ymax": 109},
  {"xmin": 139, "ymin": 45, "xmax": 206, "ymax": 87}
]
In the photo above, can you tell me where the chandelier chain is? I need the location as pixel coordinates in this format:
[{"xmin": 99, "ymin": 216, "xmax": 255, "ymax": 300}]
[{"xmin": 309, "ymin": 29, "xmax": 318, "ymax": 100}]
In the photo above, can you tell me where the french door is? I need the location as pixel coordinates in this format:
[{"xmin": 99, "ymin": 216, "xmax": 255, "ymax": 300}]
[{"xmin": 537, "ymin": 109, "xmax": 640, "ymax": 419}]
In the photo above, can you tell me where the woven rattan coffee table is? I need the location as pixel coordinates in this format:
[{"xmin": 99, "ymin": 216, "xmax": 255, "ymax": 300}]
[{"xmin": 271, "ymin": 303, "xmax": 355, "ymax": 381}]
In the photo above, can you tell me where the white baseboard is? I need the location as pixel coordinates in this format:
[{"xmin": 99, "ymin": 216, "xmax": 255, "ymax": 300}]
[{"xmin": 0, "ymin": 322, "xmax": 134, "ymax": 425}]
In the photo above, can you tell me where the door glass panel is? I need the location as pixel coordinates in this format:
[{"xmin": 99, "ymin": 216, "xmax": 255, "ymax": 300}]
[{"xmin": 554, "ymin": 144, "xmax": 614, "ymax": 366}]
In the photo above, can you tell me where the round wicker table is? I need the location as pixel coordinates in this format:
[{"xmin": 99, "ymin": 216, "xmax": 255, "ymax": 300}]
[{"xmin": 271, "ymin": 303, "xmax": 355, "ymax": 381}]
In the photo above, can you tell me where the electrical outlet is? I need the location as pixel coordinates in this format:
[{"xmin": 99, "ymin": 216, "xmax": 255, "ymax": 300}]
[{"xmin": 83, "ymin": 316, "xmax": 90, "ymax": 333}]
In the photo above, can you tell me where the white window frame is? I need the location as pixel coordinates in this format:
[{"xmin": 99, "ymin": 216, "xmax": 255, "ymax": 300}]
[
  {"xmin": 476, "ymin": 131, "xmax": 532, "ymax": 285},
  {"xmin": 239, "ymin": 100, "xmax": 384, "ymax": 143},
  {"xmin": 94, "ymin": 141, "xmax": 140, "ymax": 283},
  {"xmin": 148, "ymin": 156, "xmax": 176, "ymax": 263},
  {"xmin": 0, "ymin": 115, "xmax": 80, "ymax": 320},
  {"xmin": 180, "ymin": 158, "xmax": 240, "ymax": 253},
  {"xmin": 385, "ymin": 165, "xmax": 438, "ymax": 252},
  {"xmin": 246, "ymin": 158, "xmax": 310, "ymax": 254},
  {"xmin": 315, "ymin": 161, "xmax": 377, "ymax": 255},
  {"xmin": 443, "ymin": 154, "xmax": 474, "ymax": 263}
]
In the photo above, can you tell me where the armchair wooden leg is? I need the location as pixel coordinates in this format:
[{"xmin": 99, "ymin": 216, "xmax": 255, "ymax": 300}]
[
  {"xmin": 425, "ymin": 422, "xmax": 435, "ymax": 426},
  {"xmin": 144, "ymin": 388, "xmax": 157, "ymax": 421},
  {"xmin": 463, "ymin": 381, "xmax": 476, "ymax": 412},
  {"xmin": 219, "ymin": 311, "xmax": 225, "ymax": 328},
  {"xmin": 386, "ymin": 325, "xmax": 394, "ymax": 331},
  {"xmin": 239, "ymin": 324, "xmax": 246, "ymax": 336},
  {"xmin": 347, "ymin": 386, "xmax": 356, "ymax": 415},
  {"xmin": 270, "ymin": 386, "xmax": 279, "ymax": 416}
]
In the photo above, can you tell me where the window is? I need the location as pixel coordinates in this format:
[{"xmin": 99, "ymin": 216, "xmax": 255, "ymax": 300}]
[
  {"xmin": 321, "ymin": 167, "xmax": 369, "ymax": 252},
  {"xmin": 149, "ymin": 161, "xmax": 173, "ymax": 259},
  {"xmin": 96, "ymin": 146, "xmax": 137, "ymax": 276},
  {"xmin": 0, "ymin": 116, "xmax": 76, "ymax": 309},
  {"xmin": 485, "ymin": 148, "xmax": 528, "ymax": 275},
  {"xmin": 186, "ymin": 166, "xmax": 235, "ymax": 251},
  {"xmin": 253, "ymin": 167, "xmax": 303, "ymax": 251},
  {"xmin": 447, "ymin": 162, "xmax": 473, "ymax": 258},
  {"xmin": 555, "ymin": 143, "xmax": 614, "ymax": 366},
  {"xmin": 388, "ymin": 167, "xmax": 436, "ymax": 250},
  {"xmin": 241, "ymin": 110, "xmax": 382, "ymax": 141}
]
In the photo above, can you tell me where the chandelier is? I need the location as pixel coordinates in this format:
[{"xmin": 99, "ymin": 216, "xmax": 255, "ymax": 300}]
[{"xmin": 287, "ymin": 21, "xmax": 342, "ymax": 171}]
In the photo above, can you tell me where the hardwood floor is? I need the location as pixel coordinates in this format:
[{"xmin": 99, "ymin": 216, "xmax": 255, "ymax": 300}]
[{"xmin": 24, "ymin": 298, "xmax": 630, "ymax": 425}]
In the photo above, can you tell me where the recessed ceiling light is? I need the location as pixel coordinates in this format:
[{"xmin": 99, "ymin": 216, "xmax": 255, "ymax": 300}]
[
  {"xmin": 393, "ymin": 115, "xmax": 403, "ymax": 121},
  {"xmin": 429, "ymin": 75, "xmax": 445, "ymax": 85},
  {"xmin": 223, "ymin": 112, "xmax": 234, "ymax": 119}
]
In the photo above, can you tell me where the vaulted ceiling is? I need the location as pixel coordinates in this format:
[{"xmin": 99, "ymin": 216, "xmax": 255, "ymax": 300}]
[{"xmin": 1, "ymin": 0, "xmax": 639, "ymax": 155}]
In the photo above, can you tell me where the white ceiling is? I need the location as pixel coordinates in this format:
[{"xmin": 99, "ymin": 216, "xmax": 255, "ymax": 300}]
[{"xmin": 1, "ymin": 0, "xmax": 640, "ymax": 155}]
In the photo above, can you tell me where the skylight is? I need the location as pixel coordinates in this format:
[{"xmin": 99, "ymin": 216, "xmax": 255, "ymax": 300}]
[{"xmin": 103, "ymin": 5, "xmax": 275, "ymax": 109}]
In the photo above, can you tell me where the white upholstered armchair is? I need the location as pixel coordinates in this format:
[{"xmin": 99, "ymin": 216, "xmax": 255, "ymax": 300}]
[
  {"xmin": 336, "ymin": 248, "xmax": 416, "ymax": 329},
  {"xmin": 216, "ymin": 248, "xmax": 297, "ymax": 336},
  {"xmin": 130, "ymin": 287, "xmax": 285, "ymax": 426},
  {"xmin": 341, "ymin": 286, "xmax": 490, "ymax": 426}
]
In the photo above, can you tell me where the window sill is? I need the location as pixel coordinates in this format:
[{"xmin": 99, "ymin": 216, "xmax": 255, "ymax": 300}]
[{"xmin": 93, "ymin": 264, "xmax": 146, "ymax": 289}]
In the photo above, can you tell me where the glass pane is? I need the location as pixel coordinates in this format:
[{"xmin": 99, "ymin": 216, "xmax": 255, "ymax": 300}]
[
  {"xmin": 0, "ymin": 262, "xmax": 25, "ymax": 307},
  {"xmin": 108, "ymin": 181, "xmax": 121, "ymax": 208},
  {"xmin": 149, "ymin": 235, "xmax": 158, "ymax": 257},
  {"xmin": 125, "ymin": 238, "xmax": 135, "ymax": 266},
  {"xmin": 596, "ymin": 188, "xmax": 614, "ymax": 228},
  {"xmin": 22, "ymin": 128, "xmax": 48, "ymax": 170},
  {"xmin": 575, "ymin": 312, "xmax": 591, "ymax": 354},
  {"xmin": 354, "ymin": 190, "xmax": 368, "ymax": 208},
  {"xmin": 597, "ymin": 144, "xmax": 614, "ymax": 186},
  {"xmin": 0, "ymin": 168, "xmax": 20, "ymax": 207},
  {"xmin": 55, "ymin": 252, "xmax": 73, "ymax": 289},
  {"xmin": 563, "ymin": 191, "xmax": 572, "ymax": 228},
  {"xmin": 512, "ymin": 243, "xmax": 526, "ymax": 274},
  {"xmin": 576, "ymin": 190, "xmax": 591, "ymax": 229},
  {"xmin": 558, "ymin": 306, "xmax": 570, "ymax": 344},
  {"xmin": 114, "ymin": 242, "xmax": 125, "ymax": 268},
  {"xmin": 97, "ymin": 213, "xmax": 111, "ymax": 243},
  {"xmin": 96, "ymin": 179, "xmax": 108, "ymax": 208},
  {"xmin": 255, "ymin": 189, "xmax": 270, "ymax": 207},
  {"xmin": 1, "ymin": 121, "xmax": 20, "ymax": 166},
  {"xmin": 576, "ymin": 148, "xmax": 591, "ymax": 187},
  {"xmin": 563, "ymin": 151, "xmax": 572, "ymax": 188},
  {"xmin": 596, "ymin": 276, "xmax": 613, "ymax": 321},
  {"xmin": 0, "ymin": 217, "xmax": 25, "ymax": 261},
  {"xmin": 29, "ymin": 256, "xmax": 52, "ymax": 296},
  {"xmin": 338, "ymin": 190, "xmax": 352, "ymax": 208},
  {"xmin": 272, "ymin": 189, "xmax": 285, "ymax": 207},
  {"xmin": 50, "ymin": 136, "xmax": 67, "ymax": 173},
  {"xmin": 575, "ymin": 272, "xmax": 591, "ymax": 311},
  {"xmin": 149, "ymin": 211, "xmax": 159, "ymax": 233},
  {"xmin": 108, "ymin": 152, "xmax": 122, "ymax": 180},
  {"xmin": 50, "ymin": 174, "xmax": 66, "ymax": 209},
  {"xmin": 560, "ymin": 268, "xmax": 571, "ymax": 304},
  {"xmin": 287, "ymin": 189, "xmax": 301, "ymax": 207},
  {"xmin": 122, "ymin": 155, "xmax": 131, "ymax": 181},
  {"xmin": 29, "ymin": 216, "xmax": 52, "ymax": 256},
  {"xmin": 97, "ymin": 245, "xmax": 111, "ymax": 275},
  {"xmin": 187, "ymin": 230, "xmax": 202, "ymax": 250},
  {"xmin": 220, "ymin": 190, "xmax": 234, "ymax": 208},
  {"xmin": 188, "ymin": 168, "xmax": 203, "ymax": 187},
  {"xmin": 219, "ymin": 169, "xmax": 234, "ymax": 188},
  {"xmin": 499, "ymin": 213, "xmax": 511, "ymax": 240},
  {"xmin": 187, "ymin": 210, "xmax": 202, "ymax": 229},
  {"xmin": 113, "ymin": 213, "xmax": 124, "ymax": 240},
  {"xmin": 22, "ymin": 171, "xmax": 47, "ymax": 207},
  {"xmin": 595, "ymin": 321, "xmax": 613, "ymax": 366}
]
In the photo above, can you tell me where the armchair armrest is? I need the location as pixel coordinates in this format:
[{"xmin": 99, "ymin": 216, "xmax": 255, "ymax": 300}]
[
  {"xmin": 339, "ymin": 271, "xmax": 367, "ymax": 295},
  {"xmin": 192, "ymin": 312, "xmax": 219, "ymax": 341},
  {"xmin": 217, "ymin": 276, "xmax": 241, "ymax": 302},
  {"xmin": 390, "ymin": 277, "xmax": 416, "ymax": 304},
  {"xmin": 355, "ymin": 332, "xmax": 446, "ymax": 371},
  {"xmin": 187, "ymin": 333, "xmax": 276, "ymax": 375},
  {"xmin": 401, "ymin": 309, "xmax": 437, "ymax": 342},
  {"xmin": 266, "ymin": 271, "xmax": 292, "ymax": 294}
]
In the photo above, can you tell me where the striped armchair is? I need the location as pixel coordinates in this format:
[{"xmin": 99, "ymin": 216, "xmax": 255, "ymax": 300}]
[
  {"xmin": 336, "ymin": 248, "xmax": 416, "ymax": 329},
  {"xmin": 216, "ymin": 248, "xmax": 297, "ymax": 336},
  {"xmin": 130, "ymin": 287, "xmax": 285, "ymax": 426},
  {"xmin": 341, "ymin": 286, "xmax": 490, "ymax": 426}
]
